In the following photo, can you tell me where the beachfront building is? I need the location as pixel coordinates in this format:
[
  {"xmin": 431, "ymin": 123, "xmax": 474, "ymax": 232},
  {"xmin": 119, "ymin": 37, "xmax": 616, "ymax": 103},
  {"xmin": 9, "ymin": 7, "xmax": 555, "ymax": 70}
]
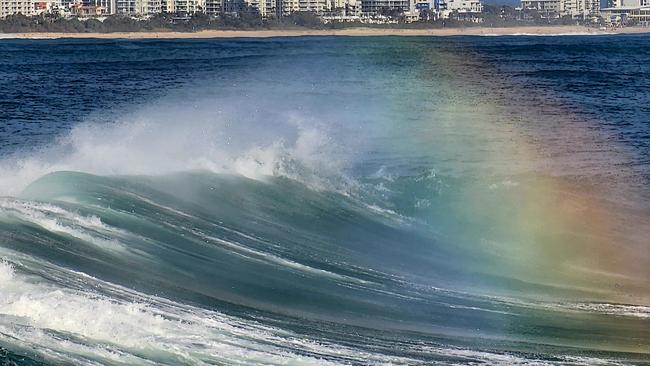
[
  {"xmin": 610, "ymin": 0, "xmax": 649, "ymax": 6},
  {"xmin": 80, "ymin": 0, "xmax": 110, "ymax": 13},
  {"xmin": 360, "ymin": 0, "xmax": 409, "ymax": 15},
  {"xmin": 320, "ymin": 0, "xmax": 360, "ymax": 21},
  {"xmin": 445, "ymin": 0, "xmax": 480, "ymax": 12},
  {"xmin": 206, "ymin": 0, "xmax": 359, "ymax": 17},
  {"xmin": 520, "ymin": 0, "xmax": 561, "ymax": 15},
  {"xmin": 68, "ymin": 0, "xmax": 162, "ymax": 15},
  {"xmin": 335, "ymin": 0, "xmax": 360, "ymax": 14},
  {"xmin": 328, "ymin": 0, "xmax": 361, "ymax": 17},
  {"xmin": 130, "ymin": 0, "xmax": 160, "ymax": 14},
  {"xmin": 0, "ymin": 0, "xmax": 468, "ymax": 20},
  {"xmin": 264, "ymin": 0, "xmax": 360, "ymax": 16},
  {"xmin": 627, "ymin": 6, "xmax": 650, "ymax": 24},
  {"xmin": 520, "ymin": 0, "xmax": 599, "ymax": 17},
  {"xmin": 143, "ymin": 0, "xmax": 162, "ymax": 13},
  {"xmin": 279, "ymin": 0, "xmax": 328, "ymax": 14},
  {"xmin": 172, "ymin": 0, "xmax": 203, "ymax": 13},
  {"xmin": 204, "ymin": 0, "xmax": 219, "ymax": 13},
  {"xmin": 585, "ymin": 0, "xmax": 599, "ymax": 14},
  {"xmin": 31, "ymin": 0, "xmax": 64, "ymax": 14},
  {"xmin": 563, "ymin": 0, "xmax": 599, "ymax": 16},
  {"xmin": 414, "ymin": 0, "xmax": 430, "ymax": 11},
  {"xmin": 1, "ymin": 0, "xmax": 35, "ymax": 17},
  {"xmin": 440, "ymin": 0, "xmax": 481, "ymax": 19},
  {"xmin": 159, "ymin": 0, "xmax": 172, "ymax": 10},
  {"xmin": 206, "ymin": 0, "xmax": 272, "ymax": 16},
  {"xmin": 114, "ymin": 0, "xmax": 134, "ymax": 13},
  {"xmin": 245, "ymin": 0, "xmax": 274, "ymax": 16},
  {"xmin": 562, "ymin": 0, "xmax": 585, "ymax": 15},
  {"xmin": 601, "ymin": 0, "xmax": 650, "ymax": 26}
]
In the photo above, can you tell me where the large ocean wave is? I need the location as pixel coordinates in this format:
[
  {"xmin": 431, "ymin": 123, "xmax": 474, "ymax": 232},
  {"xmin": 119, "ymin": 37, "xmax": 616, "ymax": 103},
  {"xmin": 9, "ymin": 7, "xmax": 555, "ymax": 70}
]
[
  {"xmin": 1, "ymin": 37, "xmax": 649, "ymax": 365},
  {"xmin": 1, "ymin": 169, "xmax": 649, "ymax": 365}
]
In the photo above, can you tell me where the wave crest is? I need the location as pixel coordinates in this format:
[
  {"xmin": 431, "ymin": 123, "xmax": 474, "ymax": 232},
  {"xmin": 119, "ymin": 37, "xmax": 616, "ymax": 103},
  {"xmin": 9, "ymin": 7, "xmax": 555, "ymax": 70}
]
[{"xmin": 0, "ymin": 100, "xmax": 351, "ymax": 196}]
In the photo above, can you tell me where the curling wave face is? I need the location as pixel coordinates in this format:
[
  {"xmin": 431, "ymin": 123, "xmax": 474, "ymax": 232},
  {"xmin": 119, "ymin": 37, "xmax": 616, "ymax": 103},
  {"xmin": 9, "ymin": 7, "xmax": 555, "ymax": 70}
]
[
  {"xmin": 1, "ymin": 36, "xmax": 649, "ymax": 365},
  {"xmin": 1, "ymin": 171, "xmax": 649, "ymax": 365}
]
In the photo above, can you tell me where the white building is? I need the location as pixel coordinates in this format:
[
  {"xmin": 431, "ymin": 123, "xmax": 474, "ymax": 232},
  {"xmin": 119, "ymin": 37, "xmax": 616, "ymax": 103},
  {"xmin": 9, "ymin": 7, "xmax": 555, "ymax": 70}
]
[
  {"xmin": 440, "ymin": 0, "xmax": 481, "ymax": 18},
  {"xmin": 612, "ymin": 0, "xmax": 649, "ymax": 6},
  {"xmin": 602, "ymin": 0, "xmax": 650, "ymax": 25},
  {"xmin": 445, "ymin": 0, "xmax": 480, "ymax": 12},
  {"xmin": 281, "ymin": 0, "xmax": 329, "ymax": 13},
  {"xmin": 563, "ymin": 0, "xmax": 599, "ymax": 16},
  {"xmin": 520, "ymin": 0, "xmax": 561, "ymax": 14},
  {"xmin": 32, "ymin": 0, "xmax": 63, "ymax": 15},
  {"xmin": 253, "ymin": 0, "xmax": 359, "ymax": 16},
  {"xmin": 1, "ymin": 0, "xmax": 35, "ymax": 17},
  {"xmin": 520, "ymin": 0, "xmax": 599, "ymax": 17},
  {"xmin": 331, "ymin": 0, "xmax": 359, "ymax": 13},
  {"xmin": 360, "ymin": 0, "xmax": 409, "ymax": 15},
  {"xmin": 204, "ymin": 0, "xmax": 219, "ymax": 13},
  {"xmin": 206, "ymin": 0, "xmax": 359, "ymax": 17}
]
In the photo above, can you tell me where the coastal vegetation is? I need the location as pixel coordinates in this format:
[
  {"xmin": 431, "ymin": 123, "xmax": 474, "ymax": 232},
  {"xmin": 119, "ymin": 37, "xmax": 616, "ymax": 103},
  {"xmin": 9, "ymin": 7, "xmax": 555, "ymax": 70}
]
[{"xmin": 0, "ymin": 6, "xmax": 597, "ymax": 33}]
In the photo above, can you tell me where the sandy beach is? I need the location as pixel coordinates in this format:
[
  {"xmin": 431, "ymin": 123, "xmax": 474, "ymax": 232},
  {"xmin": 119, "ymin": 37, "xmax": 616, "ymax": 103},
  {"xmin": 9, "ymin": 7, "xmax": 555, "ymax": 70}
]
[{"xmin": 2, "ymin": 25, "xmax": 649, "ymax": 39}]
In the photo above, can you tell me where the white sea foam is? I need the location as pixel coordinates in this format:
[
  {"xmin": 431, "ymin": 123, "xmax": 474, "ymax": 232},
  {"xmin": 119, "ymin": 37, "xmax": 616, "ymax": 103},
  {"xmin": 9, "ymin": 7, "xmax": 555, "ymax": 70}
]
[
  {"xmin": 0, "ymin": 257, "xmax": 412, "ymax": 365},
  {"xmin": 194, "ymin": 230, "xmax": 371, "ymax": 285},
  {"xmin": 364, "ymin": 203, "xmax": 410, "ymax": 225},
  {"xmin": 0, "ymin": 97, "xmax": 351, "ymax": 197},
  {"xmin": 0, "ymin": 259, "xmax": 14, "ymax": 284},
  {"xmin": 0, "ymin": 259, "xmax": 340, "ymax": 365},
  {"xmin": 0, "ymin": 198, "xmax": 127, "ymax": 253},
  {"xmin": 559, "ymin": 302, "xmax": 650, "ymax": 319},
  {"xmin": 488, "ymin": 178, "xmax": 520, "ymax": 190},
  {"xmin": 417, "ymin": 345, "xmax": 627, "ymax": 366},
  {"xmin": 1, "ymin": 257, "xmax": 624, "ymax": 366},
  {"xmin": 484, "ymin": 293, "xmax": 650, "ymax": 320}
]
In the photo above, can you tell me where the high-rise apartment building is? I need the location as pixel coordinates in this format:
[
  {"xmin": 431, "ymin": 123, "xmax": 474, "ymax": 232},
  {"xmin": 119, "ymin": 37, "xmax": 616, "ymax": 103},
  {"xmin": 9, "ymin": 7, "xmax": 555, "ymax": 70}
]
[
  {"xmin": 360, "ymin": 0, "xmax": 409, "ymax": 15},
  {"xmin": 521, "ymin": 0, "xmax": 600, "ymax": 16},
  {"xmin": 520, "ymin": 0, "xmax": 561, "ymax": 13},
  {"xmin": 445, "ymin": 0, "xmax": 480, "ymax": 13},
  {"xmin": 280, "ymin": 0, "xmax": 327, "ymax": 13},
  {"xmin": 1, "ymin": 0, "xmax": 35, "ymax": 17},
  {"xmin": 172, "ymin": 0, "xmax": 204, "ymax": 13},
  {"xmin": 612, "ymin": 0, "xmax": 649, "ymax": 6},
  {"xmin": 204, "ymin": 0, "xmax": 220, "ymax": 14}
]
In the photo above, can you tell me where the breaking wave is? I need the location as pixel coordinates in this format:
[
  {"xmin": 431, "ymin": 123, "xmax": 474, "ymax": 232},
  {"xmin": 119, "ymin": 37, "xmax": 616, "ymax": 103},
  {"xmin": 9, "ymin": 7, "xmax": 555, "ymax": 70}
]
[{"xmin": 1, "ymin": 43, "xmax": 649, "ymax": 365}]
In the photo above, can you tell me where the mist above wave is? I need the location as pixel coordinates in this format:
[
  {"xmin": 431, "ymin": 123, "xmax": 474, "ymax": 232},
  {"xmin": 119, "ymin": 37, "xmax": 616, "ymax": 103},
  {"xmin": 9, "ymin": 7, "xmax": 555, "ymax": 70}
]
[{"xmin": 0, "ymin": 91, "xmax": 354, "ymax": 197}]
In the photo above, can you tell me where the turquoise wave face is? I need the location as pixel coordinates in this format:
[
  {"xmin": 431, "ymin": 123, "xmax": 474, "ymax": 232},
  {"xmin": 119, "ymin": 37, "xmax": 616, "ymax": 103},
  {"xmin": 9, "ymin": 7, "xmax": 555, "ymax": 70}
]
[
  {"xmin": 0, "ymin": 170, "xmax": 648, "ymax": 365},
  {"xmin": 1, "ymin": 36, "xmax": 649, "ymax": 365}
]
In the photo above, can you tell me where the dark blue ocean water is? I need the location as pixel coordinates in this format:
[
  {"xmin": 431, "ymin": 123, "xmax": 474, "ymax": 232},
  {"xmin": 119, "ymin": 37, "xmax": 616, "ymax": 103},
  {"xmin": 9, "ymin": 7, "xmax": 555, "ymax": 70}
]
[
  {"xmin": 1, "ymin": 36, "xmax": 649, "ymax": 154},
  {"xmin": 0, "ymin": 35, "xmax": 649, "ymax": 365}
]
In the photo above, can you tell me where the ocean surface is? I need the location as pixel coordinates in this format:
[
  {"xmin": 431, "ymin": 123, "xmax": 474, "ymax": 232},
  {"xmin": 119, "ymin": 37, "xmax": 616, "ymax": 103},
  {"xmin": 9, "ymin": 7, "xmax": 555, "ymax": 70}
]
[{"xmin": 0, "ymin": 35, "xmax": 649, "ymax": 365}]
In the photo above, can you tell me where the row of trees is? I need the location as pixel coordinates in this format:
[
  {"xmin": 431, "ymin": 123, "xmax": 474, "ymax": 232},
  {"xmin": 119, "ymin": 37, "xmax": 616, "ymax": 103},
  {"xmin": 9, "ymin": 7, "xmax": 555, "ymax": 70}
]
[
  {"xmin": 0, "ymin": 6, "xmax": 599, "ymax": 33},
  {"xmin": 380, "ymin": 5, "xmax": 596, "ymax": 28},
  {"xmin": 0, "ymin": 11, "xmax": 324, "ymax": 33},
  {"xmin": 479, "ymin": 5, "xmax": 594, "ymax": 27}
]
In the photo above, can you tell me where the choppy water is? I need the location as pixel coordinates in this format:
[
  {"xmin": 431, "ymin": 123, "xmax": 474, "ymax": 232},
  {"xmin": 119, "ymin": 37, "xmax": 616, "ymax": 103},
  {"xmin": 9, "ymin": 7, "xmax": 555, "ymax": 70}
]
[{"xmin": 0, "ymin": 35, "xmax": 649, "ymax": 365}]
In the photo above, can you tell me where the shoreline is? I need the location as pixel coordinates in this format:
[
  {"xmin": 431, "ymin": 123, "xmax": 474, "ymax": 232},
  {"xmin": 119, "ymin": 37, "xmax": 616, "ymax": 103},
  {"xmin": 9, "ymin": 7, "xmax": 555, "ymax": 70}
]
[{"xmin": 2, "ymin": 25, "xmax": 650, "ymax": 39}]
